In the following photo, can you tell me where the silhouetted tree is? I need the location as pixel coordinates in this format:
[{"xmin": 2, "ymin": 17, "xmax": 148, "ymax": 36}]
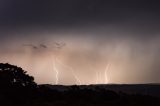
[
  {"xmin": 0, "ymin": 63, "xmax": 38, "ymax": 105},
  {"xmin": 0, "ymin": 63, "xmax": 37, "ymax": 89}
]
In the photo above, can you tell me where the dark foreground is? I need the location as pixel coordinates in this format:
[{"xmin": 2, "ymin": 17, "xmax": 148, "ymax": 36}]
[
  {"xmin": 1, "ymin": 84, "xmax": 160, "ymax": 106},
  {"xmin": 1, "ymin": 63, "xmax": 160, "ymax": 106}
]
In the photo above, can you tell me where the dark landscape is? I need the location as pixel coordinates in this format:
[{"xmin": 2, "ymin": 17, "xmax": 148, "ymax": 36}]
[{"xmin": 1, "ymin": 63, "xmax": 160, "ymax": 106}]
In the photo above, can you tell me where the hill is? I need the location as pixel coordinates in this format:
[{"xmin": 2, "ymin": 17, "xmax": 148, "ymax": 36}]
[{"xmin": 41, "ymin": 84, "xmax": 160, "ymax": 97}]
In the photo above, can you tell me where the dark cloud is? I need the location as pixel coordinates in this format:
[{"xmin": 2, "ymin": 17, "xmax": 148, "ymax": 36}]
[
  {"xmin": 23, "ymin": 42, "xmax": 66, "ymax": 50},
  {"xmin": 0, "ymin": 0, "xmax": 159, "ymax": 41},
  {"xmin": 23, "ymin": 44, "xmax": 38, "ymax": 50},
  {"xmin": 53, "ymin": 42, "xmax": 66, "ymax": 49},
  {"xmin": 0, "ymin": 0, "xmax": 160, "ymax": 27},
  {"xmin": 39, "ymin": 44, "xmax": 47, "ymax": 49}
]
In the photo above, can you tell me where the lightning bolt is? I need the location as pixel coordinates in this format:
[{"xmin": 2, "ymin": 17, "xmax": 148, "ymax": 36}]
[
  {"xmin": 56, "ymin": 58, "xmax": 82, "ymax": 85},
  {"xmin": 96, "ymin": 71, "xmax": 104, "ymax": 84},
  {"xmin": 104, "ymin": 63, "xmax": 110, "ymax": 84},
  {"xmin": 96, "ymin": 71, "xmax": 99, "ymax": 84},
  {"xmin": 53, "ymin": 57, "xmax": 59, "ymax": 85},
  {"xmin": 49, "ymin": 53, "xmax": 59, "ymax": 85}
]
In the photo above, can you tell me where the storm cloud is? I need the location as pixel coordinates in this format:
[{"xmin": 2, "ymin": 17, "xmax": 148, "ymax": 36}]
[{"xmin": 0, "ymin": 0, "xmax": 160, "ymax": 84}]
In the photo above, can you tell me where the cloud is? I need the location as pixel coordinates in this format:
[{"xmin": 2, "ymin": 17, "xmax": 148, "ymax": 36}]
[{"xmin": 23, "ymin": 44, "xmax": 38, "ymax": 50}]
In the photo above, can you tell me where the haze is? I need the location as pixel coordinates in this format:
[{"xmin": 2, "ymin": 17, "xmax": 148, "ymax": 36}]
[{"xmin": 0, "ymin": 0, "xmax": 160, "ymax": 85}]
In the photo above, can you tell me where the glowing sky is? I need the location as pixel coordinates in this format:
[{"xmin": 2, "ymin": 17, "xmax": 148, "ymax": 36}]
[{"xmin": 0, "ymin": 0, "xmax": 160, "ymax": 84}]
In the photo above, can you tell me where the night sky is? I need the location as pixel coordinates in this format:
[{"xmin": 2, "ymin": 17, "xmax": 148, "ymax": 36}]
[{"xmin": 0, "ymin": 0, "xmax": 160, "ymax": 84}]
